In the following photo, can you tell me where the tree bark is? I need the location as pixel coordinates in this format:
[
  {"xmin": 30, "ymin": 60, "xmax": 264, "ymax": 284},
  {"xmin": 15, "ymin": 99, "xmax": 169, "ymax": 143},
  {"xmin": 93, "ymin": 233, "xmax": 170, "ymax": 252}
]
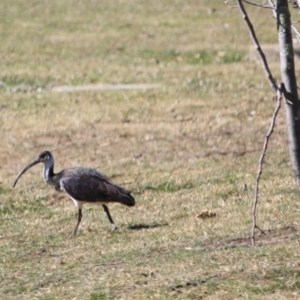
[{"xmin": 277, "ymin": 0, "xmax": 300, "ymax": 189}]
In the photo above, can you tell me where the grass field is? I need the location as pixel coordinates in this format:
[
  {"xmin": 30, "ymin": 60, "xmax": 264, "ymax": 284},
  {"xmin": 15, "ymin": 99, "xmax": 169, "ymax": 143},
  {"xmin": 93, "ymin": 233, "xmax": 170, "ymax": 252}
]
[{"xmin": 2, "ymin": 1, "xmax": 300, "ymax": 299}]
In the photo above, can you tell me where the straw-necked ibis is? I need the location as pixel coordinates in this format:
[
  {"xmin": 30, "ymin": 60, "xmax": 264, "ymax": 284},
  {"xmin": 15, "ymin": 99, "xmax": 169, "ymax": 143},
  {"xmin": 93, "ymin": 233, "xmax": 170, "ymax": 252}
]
[{"xmin": 13, "ymin": 151, "xmax": 135, "ymax": 236}]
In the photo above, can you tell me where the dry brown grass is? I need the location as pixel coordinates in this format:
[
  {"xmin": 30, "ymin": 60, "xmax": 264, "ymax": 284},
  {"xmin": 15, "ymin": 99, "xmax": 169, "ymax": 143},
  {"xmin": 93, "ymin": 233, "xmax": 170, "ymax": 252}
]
[{"xmin": 1, "ymin": 1, "xmax": 300, "ymax": 299}]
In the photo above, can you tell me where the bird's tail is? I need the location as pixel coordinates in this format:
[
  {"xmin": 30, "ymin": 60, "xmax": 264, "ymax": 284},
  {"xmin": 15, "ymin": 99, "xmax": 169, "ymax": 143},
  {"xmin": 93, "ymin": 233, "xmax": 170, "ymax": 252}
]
[{"xmin": 121, "ymin": 193, "xmax": 135, "ymax": 207}]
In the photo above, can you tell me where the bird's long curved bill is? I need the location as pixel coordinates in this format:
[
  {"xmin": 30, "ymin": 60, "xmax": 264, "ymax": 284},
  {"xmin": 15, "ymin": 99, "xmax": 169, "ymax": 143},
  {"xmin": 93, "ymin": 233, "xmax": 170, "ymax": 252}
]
[{"xmin": 13, "ymin": 158, "xmax": 41, "ymax": 187}]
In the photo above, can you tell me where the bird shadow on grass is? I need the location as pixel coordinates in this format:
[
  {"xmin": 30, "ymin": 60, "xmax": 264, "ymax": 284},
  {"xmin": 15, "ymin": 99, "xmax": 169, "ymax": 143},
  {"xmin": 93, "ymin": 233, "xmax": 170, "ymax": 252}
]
[{"xmin": 128, "ymin": 222, "xmax": 169, "ymax": 231}]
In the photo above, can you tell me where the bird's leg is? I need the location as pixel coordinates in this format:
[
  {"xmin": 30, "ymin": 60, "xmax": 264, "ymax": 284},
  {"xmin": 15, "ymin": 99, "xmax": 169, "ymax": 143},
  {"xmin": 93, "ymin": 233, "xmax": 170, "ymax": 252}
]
[
  {"xmin": 72, "ymin": 208, "xmax": 82, "ymax": 236},
  {"xmin": 102, "ymin": 204, "xmax": 117, "ymax": 231}
]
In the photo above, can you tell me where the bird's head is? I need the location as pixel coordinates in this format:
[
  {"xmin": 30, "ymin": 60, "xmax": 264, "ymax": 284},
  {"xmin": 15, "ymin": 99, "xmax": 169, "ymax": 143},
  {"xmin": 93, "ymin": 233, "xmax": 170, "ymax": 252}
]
[
  {"xmin": 37, "ymin": 151, "xmax": 53, "ymax": 163},
  {"xmin": 13, "ymin": 150, "xmax": 54, "ymax": 187}
]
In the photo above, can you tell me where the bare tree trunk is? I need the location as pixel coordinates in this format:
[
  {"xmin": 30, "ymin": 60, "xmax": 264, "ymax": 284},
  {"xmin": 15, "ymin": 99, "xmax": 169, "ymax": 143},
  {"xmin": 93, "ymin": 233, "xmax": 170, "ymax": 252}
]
[{"xmin": 277, "ymin": 0, "xmax": 300, "ymax": 190}]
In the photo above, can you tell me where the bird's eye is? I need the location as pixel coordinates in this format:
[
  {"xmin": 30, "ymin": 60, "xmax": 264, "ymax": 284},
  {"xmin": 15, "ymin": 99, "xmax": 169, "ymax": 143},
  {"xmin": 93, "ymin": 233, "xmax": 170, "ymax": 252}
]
[{"xmin": 41, "ymin": 155, "xmax": 49, "ymax": 161}]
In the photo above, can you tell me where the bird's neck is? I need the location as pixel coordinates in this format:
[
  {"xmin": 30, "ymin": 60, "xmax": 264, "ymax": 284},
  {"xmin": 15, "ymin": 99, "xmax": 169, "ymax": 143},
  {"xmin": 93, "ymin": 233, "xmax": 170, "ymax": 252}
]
[{"xmin": 43, "ymin": 157, "xmax": 55, "ymax": 183}]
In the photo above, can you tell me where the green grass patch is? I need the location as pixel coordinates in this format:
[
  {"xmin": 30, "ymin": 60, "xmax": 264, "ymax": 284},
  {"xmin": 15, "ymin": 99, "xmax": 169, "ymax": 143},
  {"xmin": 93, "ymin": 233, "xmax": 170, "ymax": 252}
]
[
  {"xmin": 139, "ymin": 49, "xmax": 245, "ymax": 65},
  {"xmin": 143, "ymin": 180, "xmax": 196, "ymax": 193}
]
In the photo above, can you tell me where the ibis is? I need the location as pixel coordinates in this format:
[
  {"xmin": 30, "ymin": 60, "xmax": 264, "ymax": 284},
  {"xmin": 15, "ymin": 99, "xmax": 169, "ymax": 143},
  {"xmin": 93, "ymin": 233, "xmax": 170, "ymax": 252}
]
[{"xmin": 13, "ymin": 151, "xmax": 135, "ymax": 236}]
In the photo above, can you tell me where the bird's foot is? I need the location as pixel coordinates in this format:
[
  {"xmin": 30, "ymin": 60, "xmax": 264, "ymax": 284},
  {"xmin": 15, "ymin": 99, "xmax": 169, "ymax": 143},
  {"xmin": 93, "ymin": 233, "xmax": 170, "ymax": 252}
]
[
  {"xmin": 70, "ymin": 232, "xmax": 77, "ymax": 238},
  {"xmin": 110, "ymin": 224, "xmax": 118, "ymax": 232},
  {"xmin": 71, "ymin": 228, "xmax": 79, "ymax": 237}
]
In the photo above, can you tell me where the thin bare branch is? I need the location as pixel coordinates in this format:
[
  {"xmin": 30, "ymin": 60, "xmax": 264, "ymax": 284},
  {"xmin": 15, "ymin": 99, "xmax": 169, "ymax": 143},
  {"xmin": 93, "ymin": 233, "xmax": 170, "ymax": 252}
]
[
  {"xmin": 267, "ymin": 1, "xmax": 277, "ymax": 18},
  {"xmin": 236, "ymin": 0, "xmax": 286, "ymax": 245},
  {"xmin": 291, "ymin": 25, "xmax": 300, "ymax": 42},
  {"xmin": 242, "ymin": 0, "xmax": 273, "ymax": 9},
  {"xmin": 268, "ymin": 0, "xmax": 275, "ymax": 7},
  {"xmin": 289, "ymin": 0, "xmax": 300, "ymax": 10},
  {"xmin": 252, "ymin": 87, "xmax": 282, "ymax": 246},
  {"xmin": 236, "ymin": 0, "xmax": 278, "ymax": 92}
]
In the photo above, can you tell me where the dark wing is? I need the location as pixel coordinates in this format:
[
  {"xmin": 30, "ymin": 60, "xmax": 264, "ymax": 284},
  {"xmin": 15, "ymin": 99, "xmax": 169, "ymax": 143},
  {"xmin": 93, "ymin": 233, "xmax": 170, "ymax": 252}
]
[{"xmin": 59, "ymin": 168, "xmax": 135, "ymax": 206}]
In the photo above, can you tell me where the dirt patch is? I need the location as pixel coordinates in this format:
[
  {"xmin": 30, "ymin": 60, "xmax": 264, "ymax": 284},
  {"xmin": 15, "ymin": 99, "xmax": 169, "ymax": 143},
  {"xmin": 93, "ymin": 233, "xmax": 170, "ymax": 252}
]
[
  {"xmin": 190, "ymin": 225, "xmax": 300, "ymax": 251},
  {"xmin": 52, "ymin": 83, "xmax": 161, "ymax": 93}
]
